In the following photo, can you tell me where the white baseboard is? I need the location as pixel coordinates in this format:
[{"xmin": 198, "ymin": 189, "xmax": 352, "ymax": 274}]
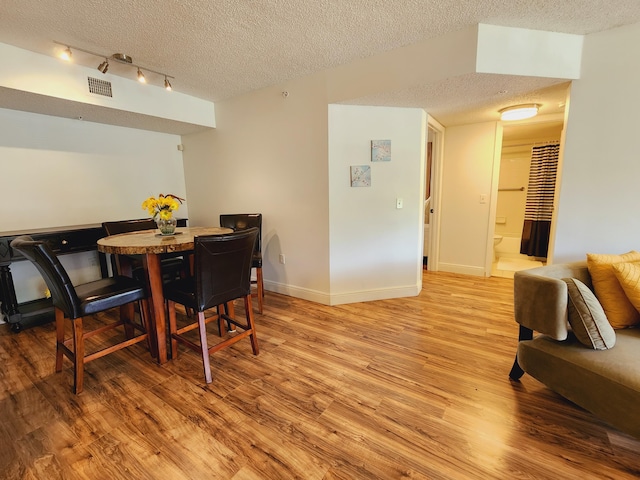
[
  {"xmin": 328, "ymin": 285, "xmax": 420, "ymax": 306},
  {"xmin": 264, "ymin": 280, "xmax": 420, "ymax": 306},
  {"xmin": 264, "ymin": 280, "xmax": 330, "ymax": 305},
  {"xmin": 437, "ymin": 262, "xmax": 486, "ymax": 276}
]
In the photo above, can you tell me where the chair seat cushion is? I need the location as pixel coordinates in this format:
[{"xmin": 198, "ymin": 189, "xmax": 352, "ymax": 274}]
[
  {"xmin": 163, "ymin": 277, "xmax": 198, "ymax": 309},
  {"xmin": 252, "ymin": 252, "xmax": 262, "ymax": 268},
  {"xmin": 76, "ymin": 276, "xmax": 147, "ymax": 316}
]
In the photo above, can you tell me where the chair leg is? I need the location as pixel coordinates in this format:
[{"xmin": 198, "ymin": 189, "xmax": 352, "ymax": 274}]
[
  {"xmin": 71, "ymin": 317, "xmax": 85, "ymax": 394},
  {"xmin": 197, "ymin": 311, "xmax": 213, "ymax": 383},
  {"xmin": 139, "ymin": 298, "xmax": 155, "ymax": 355},
  {"xmin": 121, "ymin": 302, "xmax": 135, "ymax": 339},
  {"xmin": 244, "ymin": 295, "xmax": 260, "ymax": 355},
  {"xmin": 167, "ymin": 300, "xmax": 179, "ymax": 359},
  {"xmin": 217, "ymin": 304, "xmax": 227, "ymax": 336},
  {"xmin": 55, "ymin": 308, "xmax": 65, "ymax": 373},
  {"xmin": 223, "ymin": 302, "xmax": 237, "ymax": 333},
  {"xmin": 256, "ymin": 267, "xmax": 264, "ymax": 314}
]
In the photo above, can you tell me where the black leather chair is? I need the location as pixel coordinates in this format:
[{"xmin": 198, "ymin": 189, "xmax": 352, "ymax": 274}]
[
  {"xmin": 163, "ymin": 228, "xmax": 260, "ymax": 383},
  {"xmin": 219, "ymin": 214, "xmax": 263, "ymax": 314},
  {"xmin": 102, "ymin": 219, "xmax": 187, "ymax": 282},
  {"xmin": 10, "ymin": 235, "xmax": 151, "ymax": 394}
]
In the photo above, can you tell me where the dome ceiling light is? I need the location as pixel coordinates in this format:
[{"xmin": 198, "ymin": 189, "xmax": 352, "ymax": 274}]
[{"xmin": 499, "ymin": 103, "xmax": 540, "ymax": 121}]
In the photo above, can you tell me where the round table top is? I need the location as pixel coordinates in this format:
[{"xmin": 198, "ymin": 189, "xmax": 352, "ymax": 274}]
[{"xmin": 97, "ymin": 226, "xmax": 233, "ymax": 255}]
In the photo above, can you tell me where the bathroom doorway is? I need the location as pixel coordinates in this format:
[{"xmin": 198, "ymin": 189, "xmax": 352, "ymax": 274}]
[{"xmin": 492, "ymin": 119, "xmax": 563, "ymax": 278}]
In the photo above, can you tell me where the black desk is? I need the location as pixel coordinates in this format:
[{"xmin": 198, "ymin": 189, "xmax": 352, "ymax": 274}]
[{"xmin": 0, "ymin": 224, "xmax": 108, "ymax": 332}]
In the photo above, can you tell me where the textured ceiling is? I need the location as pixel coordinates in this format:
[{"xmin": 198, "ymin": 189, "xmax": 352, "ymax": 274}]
[{"xmin": 1, "ymin": 0, "xmax": 640, "ymax": 129}]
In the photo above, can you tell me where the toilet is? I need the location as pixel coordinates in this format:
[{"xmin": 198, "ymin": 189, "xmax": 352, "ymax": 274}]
[{"xmin": 493, "ymin": 235, "xmax": 503, "ymax": 262}]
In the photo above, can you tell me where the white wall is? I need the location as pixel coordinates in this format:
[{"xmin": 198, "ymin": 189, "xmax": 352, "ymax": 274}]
[
  {"xmin": 495, "ymin": 146, "xmax": 530, "ymax": 237},
  {"xmin": 1, "ymin": 108, "xmax": 187, "ymax": 302},
  {"xmin": 438, "ymin": 122, "xmax": 499, "ymax": 275},
  {"xmin": 476, "ymin": 24, "xmax": 583, "ymax": 79},
  {"xmin": 328, "ymin": 105, "xmax": 426, "ymax": 304},
  {"xmin": 182, "ymin": 77, "xmax": 332, "ymax": 303},
  {"xmin": 554, "ymin": 22, "xmax": 640, "ymax": 262},
  {"xmin": 182, "ymin": 87, "xmax": 427, "ymax": 305}
]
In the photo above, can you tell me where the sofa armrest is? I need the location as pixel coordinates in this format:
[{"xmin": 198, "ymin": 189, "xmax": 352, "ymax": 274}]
[{"xmin": 513, "ymin": 261, "xmax": 590, "ymax": 340}]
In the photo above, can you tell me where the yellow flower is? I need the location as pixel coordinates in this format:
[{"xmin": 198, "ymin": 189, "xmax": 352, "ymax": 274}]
[{"xmin": 141, "ymin": 193, "xmax": 185, "ymax": 221}]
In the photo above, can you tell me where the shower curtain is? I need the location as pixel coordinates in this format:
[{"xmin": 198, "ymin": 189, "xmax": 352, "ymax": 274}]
[{"xmin": 520, "ymin": 143, "xmax": 560, "ymax": 258}]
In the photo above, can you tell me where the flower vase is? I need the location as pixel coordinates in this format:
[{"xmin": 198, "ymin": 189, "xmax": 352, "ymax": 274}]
[{"xmin": 156, "ymin": 217, "xmax": 177, "ymax": 235}]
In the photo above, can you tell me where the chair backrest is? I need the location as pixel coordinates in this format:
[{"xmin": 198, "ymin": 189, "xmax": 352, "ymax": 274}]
[
  {"xmin": 10, "ymin": 236, "xmax": 81, "ymax": 318},
  {"xmin": 219, "ymin": 214, "xmax": 262, "ymax": 253},
  {"xmin": 102, "ymin": 218, "xmax": 157, "ymax": 236},
  {"xmin": 194, "ymin": 228, "xmax": 259, "ymax": 311}
]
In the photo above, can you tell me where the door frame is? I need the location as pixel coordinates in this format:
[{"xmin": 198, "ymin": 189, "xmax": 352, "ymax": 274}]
[
  {"xmin": 488, "ymin": 112, "xmax": 566, "ymax": 275},
  {"xmin": 426, "ymin": 115, "xmax": 444, "ymax": 272}
]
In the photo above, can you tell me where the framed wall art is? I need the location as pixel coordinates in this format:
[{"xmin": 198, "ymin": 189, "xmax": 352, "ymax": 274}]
[
  {"xmin": 371, "ymin": 139, "xmax": 391, "ymax": 162},
  {"xmin": 350, "ymin": 165, "xmax": 371, "ymax": 187}
]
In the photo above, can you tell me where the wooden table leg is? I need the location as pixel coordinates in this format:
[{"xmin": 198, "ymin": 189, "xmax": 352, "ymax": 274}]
[{"xmin": 143, "ymin": 253, "xmax": 168, "ymax": 364}]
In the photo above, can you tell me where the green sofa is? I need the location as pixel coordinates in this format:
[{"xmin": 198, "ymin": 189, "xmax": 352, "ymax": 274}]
[{"xmin": 510, "ymin": 261, "xmax": 640, "ymax": 438}]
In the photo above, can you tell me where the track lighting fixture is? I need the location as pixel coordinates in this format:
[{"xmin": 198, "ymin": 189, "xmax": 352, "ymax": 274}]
[
  {"xmin": 97, "ymin": 58, "xmax": 109, "ymax": 74},
  {"xmin": 59, "ymin": 46, "xmax": 72, "ymax": 61},
  {"xmin": 53, "ymin": 41, "xmax": 174, "ymax": 91}
]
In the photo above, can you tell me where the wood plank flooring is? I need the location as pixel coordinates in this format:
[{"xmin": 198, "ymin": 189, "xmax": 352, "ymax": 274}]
[{"xmin": 1, "ymin": 270, "xmax": 639, "ymax": 479}]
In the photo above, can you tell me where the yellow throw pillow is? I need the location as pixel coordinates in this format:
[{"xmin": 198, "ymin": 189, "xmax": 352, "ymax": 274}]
[
  {"xmin": 613, "ymin": 262, "xmax": 640, "ymax": 316},
  {"xmin": 586, "ymin": 251, "xmax": 640, "ymax": 329}
]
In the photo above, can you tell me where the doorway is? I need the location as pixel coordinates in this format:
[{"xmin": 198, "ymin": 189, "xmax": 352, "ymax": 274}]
[
  {"xmin": 491, "ymin": 119, "xmax": 563, "ymax": 278},
  {"xmin": 424, "ymin": 116, "xmax": 444, "ymax": 271}
]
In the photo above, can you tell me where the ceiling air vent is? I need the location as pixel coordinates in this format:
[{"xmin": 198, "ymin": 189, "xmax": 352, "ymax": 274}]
[{"xmin": 87, "ymin": 77, "xmax": 112, "ymax": 97}]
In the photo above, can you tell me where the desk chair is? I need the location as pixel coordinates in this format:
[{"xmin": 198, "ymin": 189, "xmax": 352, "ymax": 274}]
[
  {"xmin": 163, "ymin": 228, "xmax": 259, "ymax": 383},
  {"xmin": 10, "ymin": 236, "xmax": 151, "ymax": 394},
  {"xmin": 219, "ymin": 214, "xmax": 263, "ymax": 314},
  {"xmin": 102, "ymin": 219, "xmax": 187, "ymax": 282}
]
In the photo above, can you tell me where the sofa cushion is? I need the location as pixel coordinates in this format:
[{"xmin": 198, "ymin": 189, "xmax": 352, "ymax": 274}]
[
  {"xmin": 563, "ymin": 278, "xmax": 615, "ymax": 350},
  {"xmin": 586, "ymin": 251, "xmax": 640, "ymax": 328},
  {"xmin": 613, "ymin": 262, "xmax": 640, "ymax": 315}
]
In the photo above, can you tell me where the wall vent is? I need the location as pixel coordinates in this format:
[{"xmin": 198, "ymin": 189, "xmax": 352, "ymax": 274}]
[{"xmin": 87, "ymin": 77, "xmax": 112, "ymax": 97}]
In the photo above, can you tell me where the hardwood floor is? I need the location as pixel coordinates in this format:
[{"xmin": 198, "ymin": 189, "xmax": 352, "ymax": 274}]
[{"xmin": 1, "ymin": 270, "xmax": 639, "ymax": 479}]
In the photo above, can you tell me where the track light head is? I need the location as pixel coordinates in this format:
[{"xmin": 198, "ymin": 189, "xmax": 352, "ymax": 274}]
[
  {"xmin": 137, "ymin": 68, "xmax": 146, "ymax": 83},
  {"xmin": 97, "ymin": 59, "xmax": 109, "ymax": 74},
  {"xmin": 164, "ymin": 76, "xmax": 172, "ymax": 91},
  {"xmin": 60, "ymin": 46, "xmax": 72, "ymax": 61}
]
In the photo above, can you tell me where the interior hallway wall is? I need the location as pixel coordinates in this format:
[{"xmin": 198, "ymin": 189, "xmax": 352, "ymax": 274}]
[
  {"xmin": 553, "ymin": 22, "xmax": 640, "ymax": 262},
  {"xmin": 328, "ymin": 105, "xmax": 425, "ymax": 304},
  {"xmin": 182, "ymin": 76, "xmax": 332, "ymax": 303},
  {"xmin": 438, "ymin": 121, "xmax": 499, "ymax": 275},
  {"xmin": 182, "ymin": 86, "xmax": 427, "ymax": 305}
]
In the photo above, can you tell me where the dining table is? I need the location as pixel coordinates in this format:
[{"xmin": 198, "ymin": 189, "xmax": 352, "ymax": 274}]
[{"xmin": 97, "ymin": 226, "xmax": 233, "ymax": 364}]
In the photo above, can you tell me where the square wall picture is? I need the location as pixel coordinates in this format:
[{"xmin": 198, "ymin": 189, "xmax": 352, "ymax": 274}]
[
  {"xmin": 350, "ymin": 165, "xmax": 371, "ymax": 187},
  {"xmin": 371, "ymin": 139, "xmax": 391, "ymax": 162}
]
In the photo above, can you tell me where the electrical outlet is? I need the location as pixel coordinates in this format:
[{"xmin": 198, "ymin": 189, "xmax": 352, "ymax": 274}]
[
  {"xmin": 479, "ymin": 194, "xmax": 487, "ymax": 204},
  {"xmin": 396, "ymin": 197, "xmax": 403, "ymax": 209},
  {"xmin": 279, "ymin": 254, "xmax": 286, "ymax": 264}
]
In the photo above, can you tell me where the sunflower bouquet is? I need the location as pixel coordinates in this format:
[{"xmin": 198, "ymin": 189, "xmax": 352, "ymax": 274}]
[{"xmin": 142, "ymin": 193, "xmax": 185, "ymax": 221}]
